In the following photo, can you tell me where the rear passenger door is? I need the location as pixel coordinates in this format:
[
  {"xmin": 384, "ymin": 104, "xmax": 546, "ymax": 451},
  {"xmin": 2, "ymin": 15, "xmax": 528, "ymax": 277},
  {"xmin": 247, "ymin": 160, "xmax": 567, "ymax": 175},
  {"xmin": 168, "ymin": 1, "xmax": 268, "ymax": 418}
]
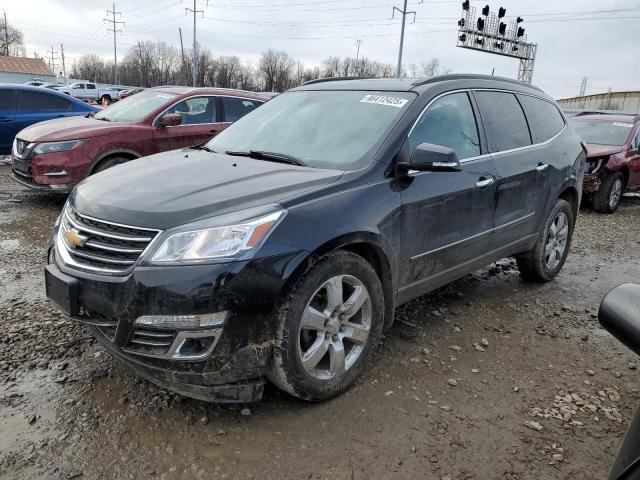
[
  {"xmin": 399, "ymin": 91, "xmax": 497, "ymax": 297},
  {"xmin": 474, "ymin": 90, "xmax": 548, "ymax": 247},
  {"xmin": 0, "ymin": 89, "xmax": 16, "ymax": 153},
  {"xmin": 627, "ymin": 128, "xmax": 640, "ymax": 188}
]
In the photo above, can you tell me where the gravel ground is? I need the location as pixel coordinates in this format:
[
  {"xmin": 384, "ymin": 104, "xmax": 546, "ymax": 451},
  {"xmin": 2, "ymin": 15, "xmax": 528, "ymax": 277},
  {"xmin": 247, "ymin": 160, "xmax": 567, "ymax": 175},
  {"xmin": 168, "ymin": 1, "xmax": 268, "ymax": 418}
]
[{"xmin": 1, "ymin": 163, "xmax": 640, "ymax": 479}]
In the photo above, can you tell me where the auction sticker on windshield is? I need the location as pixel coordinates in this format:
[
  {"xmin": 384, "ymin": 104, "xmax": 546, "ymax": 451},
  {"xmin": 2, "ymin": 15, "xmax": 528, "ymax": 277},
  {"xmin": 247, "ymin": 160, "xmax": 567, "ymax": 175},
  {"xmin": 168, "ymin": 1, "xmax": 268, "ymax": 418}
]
[
  {"xmin": 360, "ymin": 95, "xmax": 409, "ymax": 108},
  {"xmin": 612, "ymin": 122, "xmax": 633, "ymax": 128}
]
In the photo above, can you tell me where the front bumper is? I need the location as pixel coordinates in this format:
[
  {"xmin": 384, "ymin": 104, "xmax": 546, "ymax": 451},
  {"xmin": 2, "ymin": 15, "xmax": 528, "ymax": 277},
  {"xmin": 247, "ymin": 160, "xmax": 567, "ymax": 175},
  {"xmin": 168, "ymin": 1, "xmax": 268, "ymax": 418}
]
[
  {"xmin": 46, "ymin": 245, "xmax": 307, "ymax": 402},
  {"xmin": 582, "ymin": 172, "xmax": 602, "ymax": 193},
  {"xmin": 11, "ymin": 147, "xmax": 89, "ymax": 192}
]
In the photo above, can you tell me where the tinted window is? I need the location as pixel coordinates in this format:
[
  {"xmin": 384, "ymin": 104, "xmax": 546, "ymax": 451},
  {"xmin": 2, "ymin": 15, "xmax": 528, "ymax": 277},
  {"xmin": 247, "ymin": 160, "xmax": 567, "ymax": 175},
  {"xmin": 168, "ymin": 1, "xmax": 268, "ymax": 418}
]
[
  {"xmin": 519, "ymin": 95, "xmax": 565, "ymax": 142},
  {"xmin": 0, "ymin": 90, "xmax": 14, "ymax": 110},
  {"xmin": 222, "ymin": 97, "xmax": 261, "ymax": 122},
  {"xmin": 476, "ymin": 91, "xmax": 531, "ymax": 152},
  {"xmin": 72, "ymin": 84, "xmax": 84, "ymax": 89},
  {"xmin": 166, "ymin": 96, "xmax": 216, "ymax": 125},
  {"xmin": 408, "ymin": 92, "xmax": 480, "ymax": 160},
  {"xmin": 19, "ymin": 91, "xmax": 72, "ymax": 111},
  {"xmin": 86, "ymin": 84, "xmax": 96, "ymax": 90}
]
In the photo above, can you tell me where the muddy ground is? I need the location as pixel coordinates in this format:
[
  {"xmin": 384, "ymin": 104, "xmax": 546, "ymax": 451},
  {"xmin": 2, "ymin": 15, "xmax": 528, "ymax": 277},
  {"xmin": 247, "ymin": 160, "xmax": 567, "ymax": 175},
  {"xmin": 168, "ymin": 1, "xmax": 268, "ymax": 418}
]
[{"xmin": 1, "ymin": 162, "xmax": 640, "ymax": 479}]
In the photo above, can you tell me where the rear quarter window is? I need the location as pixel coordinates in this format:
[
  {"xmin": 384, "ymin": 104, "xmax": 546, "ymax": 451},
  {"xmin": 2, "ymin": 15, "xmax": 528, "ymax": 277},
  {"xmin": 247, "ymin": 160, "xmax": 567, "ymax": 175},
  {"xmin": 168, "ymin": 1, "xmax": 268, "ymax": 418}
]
[
  {"xmin": 475, "ymin": 91, "xmax": 532, "ymax": 152},
  {"xmin": 519, "ymin": 95, "xmax": 565, "ymax": 142}
]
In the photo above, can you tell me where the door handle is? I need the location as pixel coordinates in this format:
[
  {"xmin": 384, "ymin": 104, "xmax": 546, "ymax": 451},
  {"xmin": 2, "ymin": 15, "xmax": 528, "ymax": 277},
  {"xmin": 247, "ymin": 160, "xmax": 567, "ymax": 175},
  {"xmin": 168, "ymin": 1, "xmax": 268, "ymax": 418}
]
[
  {"xmin": 475, "ymin": 177, "xmax": 495, "ymax": 188},
  {"xmin": 536, "ymin": 163, "xmax": 549, "ymax": 172},
  {"xmin": 0, "ymin": 117, "xmax": 11, "ymax": 123}
]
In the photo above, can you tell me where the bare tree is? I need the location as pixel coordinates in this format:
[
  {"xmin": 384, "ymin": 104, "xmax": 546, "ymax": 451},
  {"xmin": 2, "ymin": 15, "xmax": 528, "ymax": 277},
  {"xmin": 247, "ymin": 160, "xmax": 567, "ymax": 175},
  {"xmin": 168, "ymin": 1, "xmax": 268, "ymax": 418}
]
[
  {"xmin": 259, "ymin": 49, "xmax": 295, "ymax": 92},
  {"xmin": 421, "ymin": 58, "xmax": 451, "ymax": 78},
  {"xmin": 0, "ymin": 17, "xmax": 24, "ymax": 56},
  {"xmin": 70, "ymin": 54, "xmax": 110, "ymax": 82}
]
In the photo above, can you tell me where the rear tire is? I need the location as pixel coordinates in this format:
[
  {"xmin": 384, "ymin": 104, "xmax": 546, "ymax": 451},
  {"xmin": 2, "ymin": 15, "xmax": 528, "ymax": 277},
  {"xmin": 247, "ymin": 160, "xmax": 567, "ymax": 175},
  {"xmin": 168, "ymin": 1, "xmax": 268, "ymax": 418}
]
[
  {"xmin": 592, "ymin": 171, "xmax": 624, "ymax": 214},
  {"xmin": 269, "ymin": 250, "xmax": 384, "ymax": 401},
  {"xmin": 93, "ymin": 156, "xmax": 128, "ymax": 173},
  {"xmin": 516, "ymin": 199, "xmax": 574, "ymax": 282}
]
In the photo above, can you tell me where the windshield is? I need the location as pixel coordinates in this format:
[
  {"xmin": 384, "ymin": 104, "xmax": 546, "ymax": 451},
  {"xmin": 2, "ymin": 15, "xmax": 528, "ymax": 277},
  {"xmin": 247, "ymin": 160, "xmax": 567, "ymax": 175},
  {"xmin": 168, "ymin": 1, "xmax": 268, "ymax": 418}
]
[
  {"xmin": 569, "ymin": 118, "xmax": 633, "ymax": 146},
  {"xmin": 206, "ymin": 90, "xmax": 415, "ymax": 170},
  {"xmin": 95, "ymin": 90, "xmax": 177, "ymax": 122}
]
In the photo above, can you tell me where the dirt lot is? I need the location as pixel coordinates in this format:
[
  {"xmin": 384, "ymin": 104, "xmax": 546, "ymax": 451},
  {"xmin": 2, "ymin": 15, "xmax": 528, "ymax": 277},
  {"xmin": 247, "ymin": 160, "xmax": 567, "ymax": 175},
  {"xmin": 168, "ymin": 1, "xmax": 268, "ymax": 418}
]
[{"xmin": 1, "ymin": 162, "xmax": 640, "ymax": 480}]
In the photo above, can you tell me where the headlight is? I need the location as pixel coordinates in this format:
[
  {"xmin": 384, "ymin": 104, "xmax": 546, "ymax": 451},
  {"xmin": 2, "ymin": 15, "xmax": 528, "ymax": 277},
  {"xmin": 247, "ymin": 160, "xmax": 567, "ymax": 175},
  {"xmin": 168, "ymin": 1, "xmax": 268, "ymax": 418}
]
[
  {"xmin": 150, "ymin": 209, "xmax": 286, "ymax": 264},
  {"xmin": 33, "ymin": 140, "xmax": 80, "ymax": 155}
]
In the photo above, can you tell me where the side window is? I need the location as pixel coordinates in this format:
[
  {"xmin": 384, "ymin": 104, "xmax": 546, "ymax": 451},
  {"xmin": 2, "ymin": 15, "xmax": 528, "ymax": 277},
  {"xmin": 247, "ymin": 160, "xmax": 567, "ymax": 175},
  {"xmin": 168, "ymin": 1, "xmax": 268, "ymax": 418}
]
[
  {"xmin": 18, "ymin": 91, "xmax": 72, "ymax": 111},
  {"xmin": 0, "ymin": 90, "xmax": 15, "ymax": 110},
  {"xmin": 166, "ymin": 96, "xmax": 216, "ymax": 125},
  {"xmin": 519, "ymin": 95, "xmax": 565, "ymax": 142},
  {"xmin": 633, "ymin": 129, "xmax": 640, "ymax": 150},
  {"xmin": 222, "ymin": 97, "xmax": 261, "ymax": 123},
  {"xmin": 408, "ymin": 92, "xmax": 480, "ymax": 160},
  {"xmin": 475, "ymin": 91, "xmax": 531, "ymax": 152},
  {"xmin": 86, "ymin": 84, "xmax": 96, "ymax": 90},
  {"xmin": 72, "ymin": 84, "xmax": 84, "ymax": 90}
]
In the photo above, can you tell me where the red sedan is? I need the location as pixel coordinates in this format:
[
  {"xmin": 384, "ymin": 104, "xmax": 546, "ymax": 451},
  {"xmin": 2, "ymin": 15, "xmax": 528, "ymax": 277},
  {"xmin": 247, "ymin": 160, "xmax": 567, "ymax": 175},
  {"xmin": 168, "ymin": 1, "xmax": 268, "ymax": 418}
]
[{"xmin": 11, "ymin": 87, "xmax": 267, "ymax": 192}]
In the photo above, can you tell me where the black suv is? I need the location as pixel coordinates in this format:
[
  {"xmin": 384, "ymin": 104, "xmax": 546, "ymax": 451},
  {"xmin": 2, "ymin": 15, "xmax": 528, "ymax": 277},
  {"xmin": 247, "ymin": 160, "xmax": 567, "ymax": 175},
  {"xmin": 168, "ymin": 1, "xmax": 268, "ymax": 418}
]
[{"xmin": 45, "ymin": 75, "xmax": 584, "ymax": 402}]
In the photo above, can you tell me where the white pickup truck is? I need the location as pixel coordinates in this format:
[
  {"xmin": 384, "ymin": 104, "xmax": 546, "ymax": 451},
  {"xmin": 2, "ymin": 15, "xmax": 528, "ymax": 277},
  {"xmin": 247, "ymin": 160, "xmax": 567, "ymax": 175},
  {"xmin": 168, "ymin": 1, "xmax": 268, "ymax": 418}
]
[{"xmin": 58, "ymin": 82, "xmax": 119, "ymax": 104}]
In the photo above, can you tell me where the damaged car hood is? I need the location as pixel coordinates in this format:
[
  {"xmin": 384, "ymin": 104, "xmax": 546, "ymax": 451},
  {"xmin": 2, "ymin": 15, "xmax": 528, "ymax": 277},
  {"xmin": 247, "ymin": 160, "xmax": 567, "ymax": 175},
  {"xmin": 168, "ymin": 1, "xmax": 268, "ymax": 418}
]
[
  {"xmin": 16, "ymin": 115, "xmax": 132, "ymax": 142},
  {"xmin": 71, "ymin": 149, "xmax": 343, "ymax": 229},
  {"xmin": 586, "ymin": 144, "xmax": 623, "ymax": 158}
]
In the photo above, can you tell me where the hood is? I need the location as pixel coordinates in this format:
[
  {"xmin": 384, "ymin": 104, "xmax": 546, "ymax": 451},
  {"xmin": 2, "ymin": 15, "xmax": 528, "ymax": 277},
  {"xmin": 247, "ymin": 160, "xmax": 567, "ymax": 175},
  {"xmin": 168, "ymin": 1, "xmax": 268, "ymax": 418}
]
[
  {"xmin": 17, "ymin": 116, "xmax": 130, "ymax": 143},
  {"xmin": 586, "ymin": 143, "xmax": 623, "ymax": 158},
  {"xmin": 71, "ymin": 149, "xmax": 343, "ymax": 229}
]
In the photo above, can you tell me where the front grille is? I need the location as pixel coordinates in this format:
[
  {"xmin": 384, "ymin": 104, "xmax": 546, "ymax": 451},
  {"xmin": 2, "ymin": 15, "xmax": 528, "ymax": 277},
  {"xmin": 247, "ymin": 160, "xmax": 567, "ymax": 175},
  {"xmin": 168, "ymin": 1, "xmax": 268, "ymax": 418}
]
[
  {"xmin": 59, "ymin": 206, "xmax": 161, "ymax": 274},
  {"xmin": 126, "ymin": 327, "xmax": 177, "ymax": 357}
]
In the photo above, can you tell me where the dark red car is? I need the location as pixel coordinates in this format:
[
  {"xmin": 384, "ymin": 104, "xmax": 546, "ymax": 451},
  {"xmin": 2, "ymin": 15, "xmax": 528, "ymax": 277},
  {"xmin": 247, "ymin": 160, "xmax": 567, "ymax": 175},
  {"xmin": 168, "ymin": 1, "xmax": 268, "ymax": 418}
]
[
  {"xmin": 570, "ymin": 114, "xmax": 640, "ymax": 213},
  {"xmin": 118, "ymin": 87, "xmax": 144, "ymax": 100},
  {"xmin": 11, "ymin": 87, "xmax": 266, "ymax": 192}
]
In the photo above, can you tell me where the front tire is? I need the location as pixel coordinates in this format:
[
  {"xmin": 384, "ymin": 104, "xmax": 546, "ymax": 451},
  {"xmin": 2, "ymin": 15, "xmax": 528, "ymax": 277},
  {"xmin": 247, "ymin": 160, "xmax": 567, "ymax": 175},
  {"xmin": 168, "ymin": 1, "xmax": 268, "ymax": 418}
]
[
  {"xmin": 516, "ymin": 199, "xmax": 574, "ymax": 282},
  {"xmin": 93, "ymin": 156, "xmax": 128, "ymax": 173},
  {"xmin": 269, "ymin": 250, "xmax": 384, "ymax": 401},
  {"xmin": 592, "ymin": 171, "xmax": 624, "ymax": 214}
]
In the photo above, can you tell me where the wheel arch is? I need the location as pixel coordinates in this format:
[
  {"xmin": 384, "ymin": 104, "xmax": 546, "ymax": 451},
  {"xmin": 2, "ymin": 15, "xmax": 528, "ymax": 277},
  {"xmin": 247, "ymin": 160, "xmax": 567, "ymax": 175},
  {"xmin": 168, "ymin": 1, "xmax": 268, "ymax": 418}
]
[
  {"xmin": 89, "ymin": 149, "xmax": 141, "ymax": 174},
  {"xmin": 282, "ymin": 232, "xmax": 396, "ymax": 330},
  {"xmin": 558, "ymin": 185, "xmax": 579, "ymax": 222}
]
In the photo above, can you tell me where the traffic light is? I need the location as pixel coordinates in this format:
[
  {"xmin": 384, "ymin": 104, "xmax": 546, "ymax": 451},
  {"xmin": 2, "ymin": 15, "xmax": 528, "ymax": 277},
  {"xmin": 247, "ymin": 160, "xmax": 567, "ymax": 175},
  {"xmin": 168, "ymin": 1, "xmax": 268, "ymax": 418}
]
[
  {"xmin": 459, "ymin": 33, "xmax": 467, "ymax": 41},
  {"xmin": 482, "ymin": 5, "xmax": 490, "ymax": 15},
  {"xmin": 516, "ymin": 16, "xmax": 524, "ymax": 23},
  {"xmin": 498, "ymin": 7, "xmax": 506, "ymax": 18},
  {"xmin": 498, "ymin": 22, "xmax": 506, "ymax": 35},
  {"xmin": 462, "ymin": 0, "xmax": 470, "ymax": 10},
  {"xmin": 475, "ymin": 38, "xmax": 485, "ymax": 46},
  {"xmin": 458, "ymin": 18, "xmax": 465, "ymax": 27},
  {"xmin": 517, "ymin": 26, "xmax": 525, "ymax": 37},
  {"xmin": 494, "ymin": 41, "xmax": 503, "ymax": 50},
  {"xmin": 477, "ymin": 17, "xmax": 485, "ymax": 31}
]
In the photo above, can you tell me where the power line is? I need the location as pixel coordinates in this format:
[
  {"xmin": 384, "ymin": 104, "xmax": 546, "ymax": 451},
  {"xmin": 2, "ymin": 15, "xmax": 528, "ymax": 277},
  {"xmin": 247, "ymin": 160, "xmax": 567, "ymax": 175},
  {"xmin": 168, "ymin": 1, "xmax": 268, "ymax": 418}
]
[{"xmin": 104, "ymin": 3, "xmax": 124, "ymax": 84}]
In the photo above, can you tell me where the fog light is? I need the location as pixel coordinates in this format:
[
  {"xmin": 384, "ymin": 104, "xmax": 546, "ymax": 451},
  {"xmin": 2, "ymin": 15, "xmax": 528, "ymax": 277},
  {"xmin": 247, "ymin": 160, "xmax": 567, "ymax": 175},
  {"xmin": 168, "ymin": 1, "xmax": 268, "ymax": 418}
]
[{"xmin": 134, "ymin": 312, "xmax": 228, "ymax": 330}]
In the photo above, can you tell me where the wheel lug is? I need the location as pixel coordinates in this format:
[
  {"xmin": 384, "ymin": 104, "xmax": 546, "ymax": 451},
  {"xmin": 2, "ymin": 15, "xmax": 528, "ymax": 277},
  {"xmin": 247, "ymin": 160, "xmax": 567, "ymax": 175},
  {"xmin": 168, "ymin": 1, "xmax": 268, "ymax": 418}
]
[
  {"xmin": 325, "ymin": 332, "xmax": 330, "ymax": 339},
  {"xmin": 339, "ymin": 326, "xmax": 345, "ymax": 333},
  {"xmin": 332, "ymin": 334, "xmax": 339, "ymax": 342}
]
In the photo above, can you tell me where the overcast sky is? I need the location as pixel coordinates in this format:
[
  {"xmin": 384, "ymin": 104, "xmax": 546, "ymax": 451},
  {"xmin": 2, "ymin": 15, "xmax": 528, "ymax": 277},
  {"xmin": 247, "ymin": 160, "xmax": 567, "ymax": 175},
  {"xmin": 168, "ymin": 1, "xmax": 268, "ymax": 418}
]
[{"xmin": 5, "ymin": 0, "xmax": 639, "ymax": 98}]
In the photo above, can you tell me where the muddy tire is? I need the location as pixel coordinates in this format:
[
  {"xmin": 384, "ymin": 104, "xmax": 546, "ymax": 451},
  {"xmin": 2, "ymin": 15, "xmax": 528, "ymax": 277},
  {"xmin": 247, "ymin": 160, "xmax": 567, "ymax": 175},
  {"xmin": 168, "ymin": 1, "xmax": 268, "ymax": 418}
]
[
  {"xmin": 93, "ymin": 156, "xmax": 128, "ymax": 174},
  {"xmin": 269, "ymin": 250, "xmax": 384, "ymax": 401},
  {"xmin": 516, "ymin": 199, "xmax": 574, "ymax": 282},
  {"xmin": 592, "ymin": 172, "xmax": 624, "ymax": 214}
]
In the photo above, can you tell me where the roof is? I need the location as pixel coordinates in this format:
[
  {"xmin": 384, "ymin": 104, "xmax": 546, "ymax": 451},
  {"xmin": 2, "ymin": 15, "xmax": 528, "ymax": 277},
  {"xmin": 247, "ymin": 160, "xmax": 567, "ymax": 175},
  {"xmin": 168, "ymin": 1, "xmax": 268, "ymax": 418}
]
[
  {"xmin": 295, "ymin": 74, "xmax": 545, "ymax": 95},
  {"xmin": 570, "ymin": 114, "xmax": 639, "ymax": 123},
  {"xmin": 151, "ymin": 85, "xmax": 268, "ymax": 99},
  {"xmin": 0, "ymin": 56, "xmax": 54, "ymax": 76}
]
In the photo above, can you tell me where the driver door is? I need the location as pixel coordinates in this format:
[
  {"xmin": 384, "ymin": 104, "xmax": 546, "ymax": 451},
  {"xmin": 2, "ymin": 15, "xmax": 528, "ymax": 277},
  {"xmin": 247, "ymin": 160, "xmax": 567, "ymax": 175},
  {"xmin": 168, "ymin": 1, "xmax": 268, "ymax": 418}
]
[
  {"xmin": 398, "ymin": 91, "xmax": 497, "ymax": 301},
  {"xmin": 153, "ymin": 95, "xmax": 225, "ymax": 152}
]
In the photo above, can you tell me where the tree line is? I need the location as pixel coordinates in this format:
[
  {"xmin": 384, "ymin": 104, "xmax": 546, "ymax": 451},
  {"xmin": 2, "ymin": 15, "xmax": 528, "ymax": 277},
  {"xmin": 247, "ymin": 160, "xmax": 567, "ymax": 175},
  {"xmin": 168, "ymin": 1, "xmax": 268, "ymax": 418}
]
[{"xmin": 70, "ymin": 41, "xmax": 450, "ymax": 92}]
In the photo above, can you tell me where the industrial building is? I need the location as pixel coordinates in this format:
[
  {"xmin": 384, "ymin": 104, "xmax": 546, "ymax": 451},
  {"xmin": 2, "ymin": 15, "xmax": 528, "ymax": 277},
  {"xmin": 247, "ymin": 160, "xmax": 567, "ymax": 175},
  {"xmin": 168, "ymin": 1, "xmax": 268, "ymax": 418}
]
[
  {"xmin": 557, "ymin": 90, "xmax": 640, "ymax": 114},
  {"xmin": 0, "ymin": 56, "xmax": 57, "ymax": 84}
]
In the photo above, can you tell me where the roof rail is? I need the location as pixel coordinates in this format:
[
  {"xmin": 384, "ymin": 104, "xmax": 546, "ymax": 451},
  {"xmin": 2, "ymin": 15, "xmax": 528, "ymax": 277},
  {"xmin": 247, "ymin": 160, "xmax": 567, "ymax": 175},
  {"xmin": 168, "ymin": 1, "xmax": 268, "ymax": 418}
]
[
  {"xmin": 411, "ymin": 74, "xmax": 544, "ymax": 92},
  {"xmin": 302, "ymin": 76, "xmax": 374, "ymax": 86}
]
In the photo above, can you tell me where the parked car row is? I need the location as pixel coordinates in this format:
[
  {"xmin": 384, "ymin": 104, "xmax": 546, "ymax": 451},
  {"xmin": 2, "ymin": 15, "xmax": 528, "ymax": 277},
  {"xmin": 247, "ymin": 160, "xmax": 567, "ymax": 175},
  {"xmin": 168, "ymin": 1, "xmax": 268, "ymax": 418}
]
[{"xmin": 37, "ymin": 74, "xmax": 586, "ymax": 404}]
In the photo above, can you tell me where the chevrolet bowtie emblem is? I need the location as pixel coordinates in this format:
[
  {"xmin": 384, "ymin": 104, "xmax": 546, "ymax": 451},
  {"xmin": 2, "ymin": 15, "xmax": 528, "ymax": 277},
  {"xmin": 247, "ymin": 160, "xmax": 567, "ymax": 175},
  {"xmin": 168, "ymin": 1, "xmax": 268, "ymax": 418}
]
[{"xmin": 65, "ymin": 228, "xmax": 88, "ymax": 248}]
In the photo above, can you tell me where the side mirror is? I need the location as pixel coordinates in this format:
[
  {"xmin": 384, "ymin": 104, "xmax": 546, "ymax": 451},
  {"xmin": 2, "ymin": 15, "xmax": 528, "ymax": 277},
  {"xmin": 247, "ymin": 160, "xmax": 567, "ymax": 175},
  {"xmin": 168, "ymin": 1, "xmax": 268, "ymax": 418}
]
[
  {"xmin": 406, "ymin": 143, "xmax": 462, "ymax": 172},
  {"xmin": 157, "ymin": 112, "xmax": 182, "ymax": 127},
  {"xmin": 599, "ymin": 283, "xmax": 640, "ymax": 356}
]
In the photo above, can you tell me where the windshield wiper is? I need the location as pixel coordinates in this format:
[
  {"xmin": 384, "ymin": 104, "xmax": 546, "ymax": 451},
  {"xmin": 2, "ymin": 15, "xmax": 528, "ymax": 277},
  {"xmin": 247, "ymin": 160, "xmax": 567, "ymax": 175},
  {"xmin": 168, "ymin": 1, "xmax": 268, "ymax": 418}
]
[
  {"xmin": 225, "ymin": 150, "xmax": 305, "ymax": 166},
  {"xmin": 85, "ymin": 112, "xmax": 96, "ymax": 118},
  {"xmin": 193, "ymin": 145, "xmax": 217, "ymax": 153},
  {"xmin": 95, "ymin": 116, "xmax": 111, "ymax": 122}
]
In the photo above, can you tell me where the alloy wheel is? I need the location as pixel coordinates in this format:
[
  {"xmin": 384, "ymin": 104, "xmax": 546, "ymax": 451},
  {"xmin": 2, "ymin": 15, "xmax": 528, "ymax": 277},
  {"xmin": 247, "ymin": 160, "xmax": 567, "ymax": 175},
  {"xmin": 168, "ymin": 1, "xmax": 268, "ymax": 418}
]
[
  {"xmin": 298, "ymin": 274, "xmax": 372, "ymax": 380},
  {"xmin": 609, "ymin": 178, "xmax": 623, "ymax": 210},
  {"xmin": 544, "ymin": 212, "xmax": 569, "ymax": 270}
]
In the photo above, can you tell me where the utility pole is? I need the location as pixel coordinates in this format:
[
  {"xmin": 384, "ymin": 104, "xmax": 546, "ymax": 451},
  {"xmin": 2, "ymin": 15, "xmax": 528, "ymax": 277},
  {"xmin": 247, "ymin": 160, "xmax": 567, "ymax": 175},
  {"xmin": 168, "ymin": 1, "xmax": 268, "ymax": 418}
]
[
  {"xmin": 48, "ymin": 46, "xmax": 59, "ymax": 78},
  {"xmin": 104, "ymin": 3, "xmax": 124, "ymax": 85},
  {"xmin": 60, "ymin": 43, "xmax": 67, "ymax": 84},
  {"xmin": 392, "ymin": 1, "xmax": 416, "ymax": 78},
  {"xmin": 3, "ymin": 11, "xmax": 9, "ymax": 56},
  {"xmin": 185, "ymin": 0, "xmax": 206, "ymax": 87},
  {"xmin": 355, "ymin": 39, "xmax": 362, "ymax": 62},
  {"xmin": 178, "ymin": 27, "xmax": 186, "ymax": 82}
]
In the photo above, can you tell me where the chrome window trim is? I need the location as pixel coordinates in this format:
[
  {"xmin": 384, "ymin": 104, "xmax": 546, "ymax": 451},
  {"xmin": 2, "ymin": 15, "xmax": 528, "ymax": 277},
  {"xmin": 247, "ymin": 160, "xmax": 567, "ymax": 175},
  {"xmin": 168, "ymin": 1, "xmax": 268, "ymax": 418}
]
[
  {"xmin": 410, "ymin": 212, "xmax": 536, "ymax": 261},
  {"xmin": 151, "ymin": 94, "xmax": 264, "ymax": 128},
  {"xmin": 405, "ymin": 88, "xmax": 568, "ymax": 177}
]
